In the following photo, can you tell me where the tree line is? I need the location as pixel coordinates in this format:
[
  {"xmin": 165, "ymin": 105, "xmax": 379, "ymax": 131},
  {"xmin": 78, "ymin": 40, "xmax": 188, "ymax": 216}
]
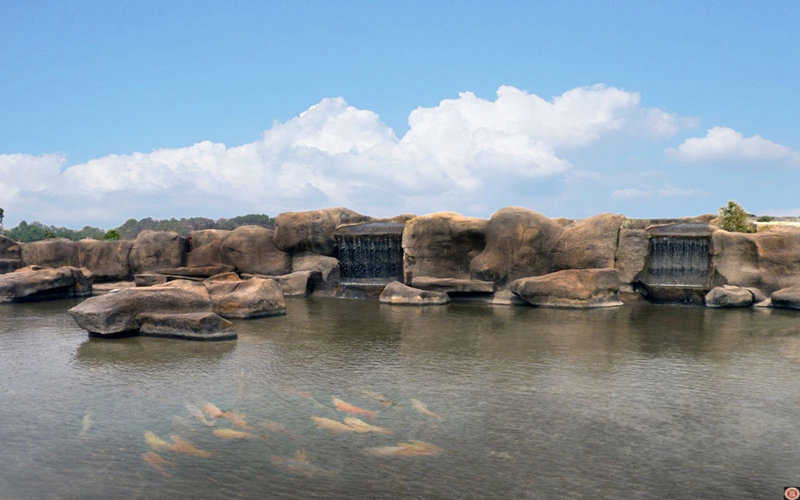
[{"xmin": 0, "ymin": 214, "xmax": 275, "ymax": 242}]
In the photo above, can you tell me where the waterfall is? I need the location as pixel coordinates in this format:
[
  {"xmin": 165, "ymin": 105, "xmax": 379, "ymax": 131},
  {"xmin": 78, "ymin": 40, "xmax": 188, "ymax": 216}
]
[
  {"xmin": 646, "ymin": 236, "xmax": 710, "ymax": 287},
  {"xmin": 335, "ymin": 223, "xmax": 405, "ymax": 283}
]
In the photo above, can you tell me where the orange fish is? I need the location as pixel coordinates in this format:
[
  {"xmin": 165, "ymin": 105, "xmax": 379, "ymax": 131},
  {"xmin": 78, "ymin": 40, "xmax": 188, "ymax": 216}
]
[
  {"xmin": 169, "ymin": 435, "xmax": 213, "ymax": 457},
  {"xmin": 142, "ymin": 451, "xmax": 175, "ymax": 476},
  {"xmin": 331, "ymin": 397, "xmax": 377, "ymax": 420}
]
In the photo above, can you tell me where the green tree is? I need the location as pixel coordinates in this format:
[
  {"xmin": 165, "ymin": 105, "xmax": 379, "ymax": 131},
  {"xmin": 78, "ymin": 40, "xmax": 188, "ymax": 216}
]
[
  {"xmin": 718, "ymin": 200, "xmax": 752, "ymax": 233},
  {"xmin": 103, "ymin": 229, "xmax": 121, "ymax": 240}
]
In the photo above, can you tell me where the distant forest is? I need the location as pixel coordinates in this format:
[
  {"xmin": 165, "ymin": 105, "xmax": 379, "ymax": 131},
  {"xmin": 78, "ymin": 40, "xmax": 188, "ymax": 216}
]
[{"xmin": 1, "ymin": 214, "xmax": 275, "ymax": 242}]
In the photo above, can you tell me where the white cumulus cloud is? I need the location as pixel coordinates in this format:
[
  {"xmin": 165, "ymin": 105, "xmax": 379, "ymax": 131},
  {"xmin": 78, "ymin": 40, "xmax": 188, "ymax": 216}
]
[
  {"xmin": 1, "ymin": 85, "xmax": 695, "ymax": 226},
  {"xmin": 666, "ymin": 126, "xmax": 800, "ymax": 164}
]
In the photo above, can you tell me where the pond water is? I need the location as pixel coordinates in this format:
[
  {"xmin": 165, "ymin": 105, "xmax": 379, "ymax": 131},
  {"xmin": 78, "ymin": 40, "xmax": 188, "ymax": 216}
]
[{"xmin": 1, "ymin": 297, "xmax": 800, "ymax": 499}]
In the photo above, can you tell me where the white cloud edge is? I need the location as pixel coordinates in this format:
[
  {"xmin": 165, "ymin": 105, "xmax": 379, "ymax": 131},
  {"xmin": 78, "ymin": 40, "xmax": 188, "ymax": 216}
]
[{"xmin": 665, "ymin": 126, "xmax": 800, "ymax": 164}]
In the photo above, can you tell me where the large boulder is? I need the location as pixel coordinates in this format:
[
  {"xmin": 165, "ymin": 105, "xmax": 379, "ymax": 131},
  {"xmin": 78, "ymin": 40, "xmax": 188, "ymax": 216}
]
[
  {"xmin": 770, "ymin": 285, "xmax": 800, "ymax": 310},
  {"xmin": 402, "ymin": 212, "xmax": 487, "ymax": 281},
  {"xmin": 129, "ymin": 231, "xmax": 187, "ymax": 275},
  {"xmin": 205, "ymin": 276, "xmax": 286, "ymax": 319},
  {"xmin": 410, "ymin": 276, "xmax": 496, "ymax": 295},
  {"xmin": 274, "ymin": 207, "xmax": 373, "ymax": 256},
  {"xmin": 137, "ymin": 312, "xmax": 236, "ymax": 341},
  {"xmin": 220, "ymin": 225, "xmax": 290, "ymax": 276},
  {"xmin": 187, "ymin": 229, "xmax": 231, "ymax": 267},
  {"xmin": 242, "ymin": 271, "xmax": 320, "ymax": 297},
  {"xmin": 68, "ymin": 287, "xmax": 214, "ymax": 334},
  {"xmin": 0, "ymin": 265, "xmax": 93, "ymax": 302},
  {"xmin": 470, "ymin": 207, "xmax": 563, "ymax": 286},
  {"xmin": 704, "ymin": 285, "xmax": 754, "ymax": 308},
  {"xmin": 614, "ymin": 228, "xmax": 649, "ymax": 292},
  {"xmin": 291, "ymin": 251, "xmax": 341, "ymax": 292},
  {"xmin": 77, "ymin": 239, "xmax": 133, "ymax": 282},
  {"xmin": 509, "ymin": 268, "xmax": 621, "ymax": 308},
  {"xmin": 752, "ymin": 227, "xmax": 800, "ymax": 292},
  {"xmin": 378, "ymin": 281, "xmax": 450, "ymax": 305},
  {"xmin": 551, "ymin": 214, "xmax": 625, "ymax": 271},
  {"xmin": 20, "ymin": 238, "xmax": 79, "ymax": 268},
  {"xmin": 712, "ymin": 230, "xmax": 762, "ymax": 290},
  {"xmin": 68, "ymin": 287, "xmax": 234, "ymax": 340}
]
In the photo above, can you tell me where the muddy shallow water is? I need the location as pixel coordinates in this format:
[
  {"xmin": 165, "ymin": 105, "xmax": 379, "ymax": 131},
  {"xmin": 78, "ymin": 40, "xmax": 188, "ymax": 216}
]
[{"xmin": 1, "ymin": 297, "xmax": 799, "ymax": 499}]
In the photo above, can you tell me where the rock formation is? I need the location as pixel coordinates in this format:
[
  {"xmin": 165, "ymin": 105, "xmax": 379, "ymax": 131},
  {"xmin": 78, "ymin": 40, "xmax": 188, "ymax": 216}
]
[{"xmin": 509, "ymin": 268, "xmax": 622, "ymax": 308}]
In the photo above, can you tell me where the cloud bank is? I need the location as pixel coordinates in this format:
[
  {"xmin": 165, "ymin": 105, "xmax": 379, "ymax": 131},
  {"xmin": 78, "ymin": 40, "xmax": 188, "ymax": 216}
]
[
  {"xmin": 1, "ymin": 85, "xmax": 697, "ymax": 226},
  {"xmin": 666, "ymin": 126, "xmax": 800, "ymax": 165}
]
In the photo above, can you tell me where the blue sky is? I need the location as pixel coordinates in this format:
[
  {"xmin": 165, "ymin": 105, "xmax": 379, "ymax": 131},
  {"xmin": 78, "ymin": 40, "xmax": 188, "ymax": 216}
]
[{"xmin": 1, "ymin": 0, "xmax": 798, "ymax": 228}]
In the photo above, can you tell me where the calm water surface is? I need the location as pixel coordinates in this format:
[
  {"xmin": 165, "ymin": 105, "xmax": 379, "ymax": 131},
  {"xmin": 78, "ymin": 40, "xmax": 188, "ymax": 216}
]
[{"xmin": 1, "ymin": 297, "xmax": 799, "ymax": 499}]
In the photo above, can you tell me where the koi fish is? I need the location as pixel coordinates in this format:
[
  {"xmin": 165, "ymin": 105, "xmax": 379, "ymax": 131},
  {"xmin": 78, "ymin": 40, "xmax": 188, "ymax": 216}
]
[
  {"xmin": 331, "ymin": 397, "xmax": 377, "ymax": 419},
  {"xmin": 202, "ymin": 402, "xmax": 231, "ymax": 419},
  {"xmin": 78, "ymin": 410, "xmax": 94, "ymax": 438},
  {"xmin": 410, "ymin": 398, "xmax": 442, "ymax": 419},
  {"xmin": 271, "ymin": 450, "xmax": 335, "ymax": 478},
  {"xmin": 311, "ymin": 416, "xmax": 356, "ymax": 434},
  {"xmin": 343, "ymin": 416, "xmax": 393, "ymax": 435},
  {"xmin": 185, "ymin": 403, "xmax": 215, "ymax": 427},
  {"xmin": 142, "ymin": 451, "xmax": 175, "ymax": 476},
  {"xmin": 212, "ymin": 428, "xmax": 263, "ymax": 439},
  {"xmin": 359, "ymin": 389, "xmax": 394, "ymax": 407},
  {"xmin": 362, "ymin": 440, "xmax": 443, "ymax": 457},
  {"xmin": 144, "ymin": 430, "xmax": 172, "ymax": 452},
  {"xmin": 225, "ymin": 412, "xmax": 254, "ymax": 430},
  {"xmin": 169, "ymin": 435, "xmax": 213, "ymax": 457}
]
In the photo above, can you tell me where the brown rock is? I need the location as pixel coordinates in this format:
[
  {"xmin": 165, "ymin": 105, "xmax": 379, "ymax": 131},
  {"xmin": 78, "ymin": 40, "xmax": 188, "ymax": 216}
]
[
  {"xmin": 410, "ymin": 276, "xmax": 495, "ymax": 295},
  {"xmin": 205, "ymin": 276, "xmax": 286, "ymax": 319},
  {"xmin": 509, "ymin": 268, "xmax": 621, "ymax": 308},
  {"xmin": 0, "ymin": 234, "xmax": 21, "ymax": 260},
  {"xmin": 291, "ymin": 251, "xmax": 341, "ymax": 292},
  {"xmin": 20, "ymin": 238, "xmax": 80, "ymax": 268},
  {"xmin": 129, "ymin": 231, "xmax": 187, "ymax": 275},
  {"xmin": 470, "ymin": 207, "xmax": 563, "ymax": 286},
  {"xmin": 137, "ymin": 312, "xmax": 236, "ymax": 341},
  {"xmin": 77, "ymin": 239, "xmax": 132, "ymax": 282},
  {"xmin": 242, "ymin": 270, "xmax": 320, "ymax": 297},
  {"xmin": 615, "ymin": 228, "xmax": 649, "ymax": 291},
  {"xmin": 187, "ymin": 229, "xmax": 231, "ymax": 266},
  {"xmin": 771, "ymin": 285, "xmax": 800, "ymax": 310},
  {"xmin": 378, "ymin": 281, "xmax": 450, "ymax": 305},
  {"xmin": 704, "ymin": 285, "xmax": 754, "ymax": 307},
  {"xmin": 68, "ymin": 287, "xmax": 213, "ymax": 334},
  {"xmin": 0, "ymin": 265, "xmax": 92, "ymax": 302},
  {"xmin": 220, "ymin": 225, "xmax": 290, "ymax": 275},
  {"xmin": 402, "ymin": 212, "xmax": 487, "ymax": 281},
  {"xmin": 274, "ymin": 207, "xmax": 372, "ymax": 256},
  {"xmin": 551, "ymin": 214, "xmax": 625, "ymax": 271}
]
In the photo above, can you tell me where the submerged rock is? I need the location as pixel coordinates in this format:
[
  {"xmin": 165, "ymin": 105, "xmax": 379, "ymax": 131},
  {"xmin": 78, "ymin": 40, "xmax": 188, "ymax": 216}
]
[
  {"xmin": 510, "ymin": 268, "xmax": 622, "ymax": 308},
  {"xmin": 379, "ymin": 281, "xmax": 450, "ymax": 305},
  {"xmin": 704, "ymin": 285, "xmax": 754, "ymax": 308}
]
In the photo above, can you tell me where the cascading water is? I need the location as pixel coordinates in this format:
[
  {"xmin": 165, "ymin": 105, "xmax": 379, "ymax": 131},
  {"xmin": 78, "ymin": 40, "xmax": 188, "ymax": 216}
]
[
  {"xmin": 336, "ymin": 234, "xmax": 404, "ymax": 281},
  {"xmin": 334, "ymin": 223, "xmax": 405, "ymax": 297},
  {"xmin": 636, "ymin": 223, "xmax": 714, "ymax": 304},
  {"xmin": 646, "ymin": 236, "xmax": 710, "ymax": 286}
]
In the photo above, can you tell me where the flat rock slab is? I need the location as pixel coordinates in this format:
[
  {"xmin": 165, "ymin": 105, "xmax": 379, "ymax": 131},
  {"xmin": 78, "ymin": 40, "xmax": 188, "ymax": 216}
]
[
  {"xmin": 0, "ymin": 266, "xmax": 92, "ymax": 302},
  {"xmin": 704, "ymin": 285, "xmax": 754, "ymax": 307},
  {"xmin": 155, "ymin": 264, "xmax": 236, "ymax": 278},
  {"xmin": 411, "ymin": 276, "xmax": 496, "ymax": 295},
  {"xmin": 242, "ymin": 270, "xmax": 321, "ymax": 297},
  {"xmin": 379, "ymin": 281, "xmax": 450, "ymax": 306},
  {"xmin": 68, "ymin": 288, "xmax": 213, "ymax": 334},
  {"xmin": 510, "ymin": 268, "xmax": 622, "ymax": 308},
  {"xmin": 138, "ymin": 312, "xmax": 237, "ymax": 341}
]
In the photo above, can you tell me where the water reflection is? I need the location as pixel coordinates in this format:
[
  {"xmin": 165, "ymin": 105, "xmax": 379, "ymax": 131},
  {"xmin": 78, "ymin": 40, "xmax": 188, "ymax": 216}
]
[{"xmin": 1, "ymin": 297, "xmax": 800, "ymax": 499}]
